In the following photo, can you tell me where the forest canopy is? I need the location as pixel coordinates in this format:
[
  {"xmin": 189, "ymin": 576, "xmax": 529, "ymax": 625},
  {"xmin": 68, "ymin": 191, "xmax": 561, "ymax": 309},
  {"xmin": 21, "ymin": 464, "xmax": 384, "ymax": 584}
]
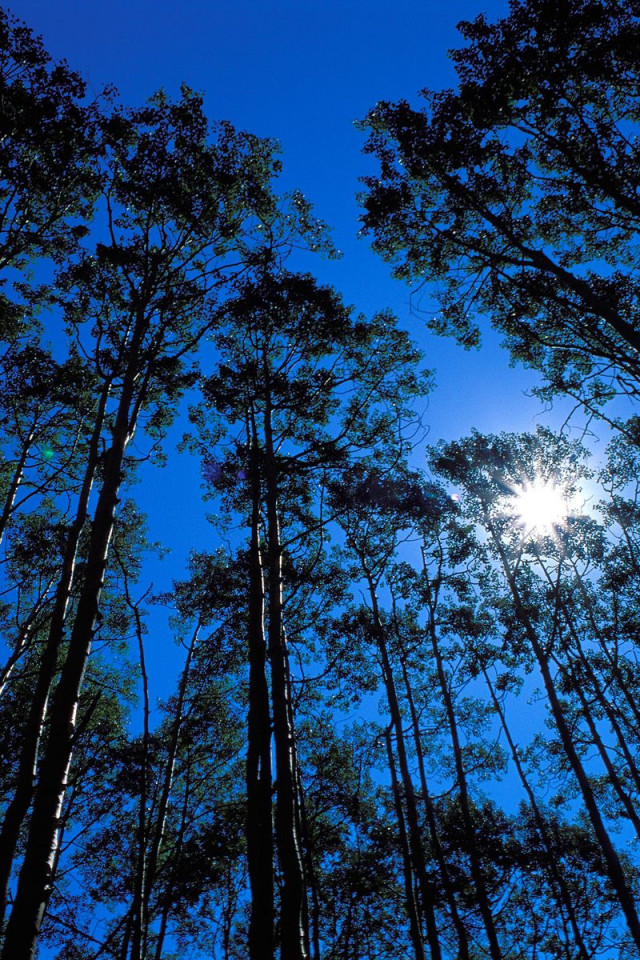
[{"xmin": 2, "ymin": 2, "xmax": 640, "ymax": 960}]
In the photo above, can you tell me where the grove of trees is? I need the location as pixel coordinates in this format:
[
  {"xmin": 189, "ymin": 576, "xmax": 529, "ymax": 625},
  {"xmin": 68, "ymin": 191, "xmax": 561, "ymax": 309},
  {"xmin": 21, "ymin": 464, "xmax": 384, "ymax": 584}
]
[{"xmin": 2, "ymin": 1, "xmax": 640, "ymax": 959}]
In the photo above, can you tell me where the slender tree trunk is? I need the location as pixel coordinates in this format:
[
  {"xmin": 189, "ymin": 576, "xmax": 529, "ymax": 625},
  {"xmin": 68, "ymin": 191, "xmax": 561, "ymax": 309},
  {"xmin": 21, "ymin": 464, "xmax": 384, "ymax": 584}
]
[
  {"xmin": 384, "ymin": 726, "xmax": 427, "ymax": 960},
  {"xmin": 1, "ymin": 339, "xmax": 142, "ymax": 959},
  {"xmin": 153, "ymin": 905, "xmax": 169, "ymax": 960},
  {"xmin": 362, "ymin": 569, "xmax": 442, "ymax": 960},
  {"xmin": 153, "ymin": 767, "xmax": 192, "ymax": 960},
  {"xmin": 246, "ymin": 412, "xmax": 275, "ymax": 960},
  {"xmin": 569, "ymin": 656, "xmax": 640, "ymax": 805},
  {"xmin": 0, "ymin": 423, "xmax": 35, "ymax": 546},
  {"xmin": 421, "ymin": 574, "xmax": 503, "ymax": 960},
  {"xmin": 129, "ymin": 593, "xmax": 151, "ymax": 960},
  {"xmin": 563, "ymin": 657, "xmax": 640, "ymax": 841},
  {"xmin": 538, "ymin": 556, "xmax": 640, "ymax": 810},
  {"xmin": 565, "ymin": 554, "xmax": 640, "ymax": 739},
  {"xmin": 263, "ymin": 385, "xmax": 309, "ymax": 960},
  {"xmin": 297, "ymin": 769, "xmax": 321, "ymax": 960},
  {"xmin": 0, "ymin": 378, "xmax": 110, "ymax": 930},
  {"xmin": 137, "ymin": 623, "xmax": 199, "ymax": 960},
  {"xmin": 481, "ymin": 665, "xmax": 591, "ymax": 960},
  {"xmin": 396, "ymin": 644, "xmax": 471, "ymax": 960},
  {"xmin": 486, "ymin": 512, "xmax": 640, "ymax": 952},
  {"xmin": 119, "ymin": 909, "xmax": 134, "ymax": 960},
  {"xmin": 0, "ymin": 587, "xmax": 54, "ymax": 700},
  {"xmin": 221, "ymin": 866, "xmax": 237, "ymax": 960}
]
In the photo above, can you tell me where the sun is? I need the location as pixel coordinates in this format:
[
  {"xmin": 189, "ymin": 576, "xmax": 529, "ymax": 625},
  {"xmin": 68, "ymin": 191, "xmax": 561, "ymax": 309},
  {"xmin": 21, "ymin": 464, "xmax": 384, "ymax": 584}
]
[{"xmin": 513, "ymin": 480, "xmax": 568, "ymax": 535}]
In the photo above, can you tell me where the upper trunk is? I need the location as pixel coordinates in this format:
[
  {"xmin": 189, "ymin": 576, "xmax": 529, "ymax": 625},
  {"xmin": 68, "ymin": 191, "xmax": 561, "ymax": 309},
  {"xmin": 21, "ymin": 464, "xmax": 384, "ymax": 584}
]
[
  {"xmin": 246, "ymin": 413, "xmax": 275, "ymax": 960},
  {"xmin": 263, "ymin": 384, "xmax": 309, "ymax": 960}
]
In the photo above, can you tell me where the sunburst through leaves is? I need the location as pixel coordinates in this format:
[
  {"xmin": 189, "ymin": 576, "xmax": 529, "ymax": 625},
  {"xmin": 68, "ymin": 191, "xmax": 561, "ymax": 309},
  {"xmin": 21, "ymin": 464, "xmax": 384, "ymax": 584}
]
[{"xmin": 513, "ymin": 481, "xmax": 568, "ymax": 535}]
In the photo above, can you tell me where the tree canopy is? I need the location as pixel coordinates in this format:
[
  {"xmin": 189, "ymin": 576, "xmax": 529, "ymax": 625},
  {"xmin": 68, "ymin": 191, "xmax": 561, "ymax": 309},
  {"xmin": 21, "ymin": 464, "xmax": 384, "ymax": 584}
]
[{"xmin": 360, "ymin": 0, "xmax": 640, "ymax": 424}]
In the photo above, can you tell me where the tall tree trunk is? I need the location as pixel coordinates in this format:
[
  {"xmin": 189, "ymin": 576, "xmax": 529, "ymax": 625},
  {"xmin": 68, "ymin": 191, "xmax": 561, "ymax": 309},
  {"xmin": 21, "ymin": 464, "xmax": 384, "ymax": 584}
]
[
  {"xmin": 362, "ymin": 568, "xmax": 442, "ymax": 960},
  {"xmin": 421, "ymin": 567, "xmax": 503, "ymax": 960},
  {"xmin": 0, "ymin": 378, "xmax": 110, "ymax": 930},
  {"xmin": 481, "ymin": 665, "xmax": 591, "ymax": 960},
  {"xmin": 246, "ymin": 410, "xmax": 275, "ymax": 960},
  {"xmin": 384, "ymin": 726, "xmax": 427, "ymax": 960},
  {"xmin": 538, "ymin": 555, "xmax": 640, "ymax": 810},
  {"xmin": 129, "ymin": 588, "xmax": 151, "ymax": 960},
  {"xmin": 263, "ymin": 385, "xmax": 309, "ymax": 960},
  {"xmin": 1, "ymin": 335, "xmax": 142, "ymax": 960},
  {"xmin": 395, "ymin": 636, "xmax": 471, "ymax": 960},
  {"xmin": 138, "ymin": 623, "xmax": 199, "ymax": 960},
  {"xmin": 152, "ymin": 766, "xmax": 192, "ymax": 960},
  {"xmin": 485, "ymin": 512, "xmax": 640, "ymax": 952},
  {"xmin": 297, "ymin": 777, "xmax": 321, "ymax": 960},
  {"xmin": 562, "ymin": 656, "xmax": 640, "ymax": 841},
  {"xmin": 119, "ymin": 909, "xmax": 134, "ymax": 960}
]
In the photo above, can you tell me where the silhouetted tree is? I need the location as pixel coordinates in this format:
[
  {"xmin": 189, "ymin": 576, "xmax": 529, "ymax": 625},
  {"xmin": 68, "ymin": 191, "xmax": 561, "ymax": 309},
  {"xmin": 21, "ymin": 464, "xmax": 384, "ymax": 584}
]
[{"xmin": 359, "ymin": 0, "xmax": 640, "ymax": 427}]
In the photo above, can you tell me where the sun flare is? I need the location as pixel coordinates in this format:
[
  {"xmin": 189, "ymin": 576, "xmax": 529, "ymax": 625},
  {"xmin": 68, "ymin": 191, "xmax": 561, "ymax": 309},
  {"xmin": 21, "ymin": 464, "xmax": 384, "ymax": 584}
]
[{"xmin": 513, "ymin": 481, "xmax": 568, "ymax": 535}]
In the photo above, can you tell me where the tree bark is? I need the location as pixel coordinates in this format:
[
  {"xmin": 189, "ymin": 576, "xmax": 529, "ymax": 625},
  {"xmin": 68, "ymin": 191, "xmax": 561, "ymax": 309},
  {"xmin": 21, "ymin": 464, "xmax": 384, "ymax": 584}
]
[
  {"xmin": 0, "ymin": 378, "xmax": 110, "ymax": 930},
  {"xmin": 384, "ymin": 726, "xmax": 427, "ymax": 960},
  {"xmin": 129, "ymin": 587, "xmax": 150, "ymax": 960},
  {"xmin": 1, "ymin": 334, "xmax": 141, "ymax": 960},
  {"xmin": 566, "ymin": 553, "xmax": 640, "ymax": 740},
  {"xmin": 363, "ymin": 569, "xmax": 442, "ymax": 960},
  {"xmin": 263, "ymin": 385, "xmax": 309, "ymax": 960},
  {"xmin": 152, "ymin": 766, "xmax": 192, "ymax": 960},
  {"xmin": 246, "ymin": 411, "xmax": 275, "ymax": 960},
  {"xmin": 538, "ymin": 556, "xmax": 640, "ymax": 816},
  {"xmin": 395, "ymin": 633, "xmax": 471, "ymax": 960},
  {"xmin": 297, "ymin": 774, "xmax": 321, "ymax": 960},
  {"xmin": 145, "ymin": 624, "xmax": 198, "ymax": 938},
  {"xmin": 421, "ymin": 569, "xmax": 503, "ymax": 960}
]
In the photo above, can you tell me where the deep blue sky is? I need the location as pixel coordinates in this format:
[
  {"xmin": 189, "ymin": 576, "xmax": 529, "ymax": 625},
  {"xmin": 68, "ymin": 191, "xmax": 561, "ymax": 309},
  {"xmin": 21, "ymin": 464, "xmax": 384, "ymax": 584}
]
[{"xmin": 11, "ymin": 0, "xmax": 576, "ymax": 698}]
